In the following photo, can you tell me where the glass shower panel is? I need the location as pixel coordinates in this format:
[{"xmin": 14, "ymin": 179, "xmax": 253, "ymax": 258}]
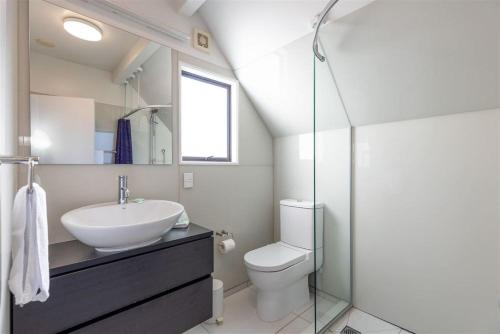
[
  {"xmin": 313, "ymin": 40, "xmax": 352, "ymax": 332},
  {"xmin": 127, "ymin": 108, "xmax": 173, "ymax": 165}
]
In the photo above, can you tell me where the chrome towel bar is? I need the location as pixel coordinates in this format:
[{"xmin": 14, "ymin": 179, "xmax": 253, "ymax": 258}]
[{"xmin": 0, "ymin": 156, "xmax": 39, "ymax": 193}]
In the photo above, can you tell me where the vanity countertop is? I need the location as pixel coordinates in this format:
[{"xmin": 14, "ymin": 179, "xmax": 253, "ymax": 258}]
[{"xmin": 49, "ymin": 223, "xmax": 213, "ymax": 276}]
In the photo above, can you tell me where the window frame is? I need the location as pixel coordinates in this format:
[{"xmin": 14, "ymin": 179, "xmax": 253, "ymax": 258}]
[{"xmin": 179, "ymin": 62, "xmax": 239, "ymax": 165}]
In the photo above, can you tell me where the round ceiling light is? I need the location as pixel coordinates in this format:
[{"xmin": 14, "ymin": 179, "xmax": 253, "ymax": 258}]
[{"xmin": 63, "ymin": 17, "xmax": 102, "ymax": 42}]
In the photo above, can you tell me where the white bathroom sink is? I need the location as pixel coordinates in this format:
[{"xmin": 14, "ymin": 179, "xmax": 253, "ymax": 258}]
[{"xmin": 61, "ymin": 200, "xmax": 184, "ymax": 252}]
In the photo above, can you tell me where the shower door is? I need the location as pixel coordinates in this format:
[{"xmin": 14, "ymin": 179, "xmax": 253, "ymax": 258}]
[{"xmin": 312, "ymin": 33, "xmax": 353, "ymax": 333}]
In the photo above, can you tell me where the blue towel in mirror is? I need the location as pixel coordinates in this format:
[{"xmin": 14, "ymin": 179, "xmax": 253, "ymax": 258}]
[{"xmin": 115, "ymin": 119, "xmax": 133, "ymax": 164}]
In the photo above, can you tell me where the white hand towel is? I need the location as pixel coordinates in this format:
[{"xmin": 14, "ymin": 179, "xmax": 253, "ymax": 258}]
[{"xmin": 9, "ymin": 183, "xmax": 49, "ymax": 305}]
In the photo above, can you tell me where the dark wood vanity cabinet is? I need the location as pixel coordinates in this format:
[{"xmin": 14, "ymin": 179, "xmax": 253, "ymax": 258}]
[{"xmin": 11, "ymin": 224, "xmax": 214, "ymax": 334}]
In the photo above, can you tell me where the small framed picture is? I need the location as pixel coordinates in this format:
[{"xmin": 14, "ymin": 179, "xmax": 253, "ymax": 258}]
[{"xmin": 193, "ymin": 28, "xmax": 211, "ymax": 53}]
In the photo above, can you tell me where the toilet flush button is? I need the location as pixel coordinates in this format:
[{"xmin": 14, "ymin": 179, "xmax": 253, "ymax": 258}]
[{"xmin": 184, "ymin": 172, "xmax": 194, "ymax": 188}]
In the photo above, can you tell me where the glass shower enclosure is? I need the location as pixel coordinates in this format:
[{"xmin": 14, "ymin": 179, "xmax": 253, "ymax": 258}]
[{"xmin": 312, "ymin": 2, "xmax": 353, "ymax": 332}]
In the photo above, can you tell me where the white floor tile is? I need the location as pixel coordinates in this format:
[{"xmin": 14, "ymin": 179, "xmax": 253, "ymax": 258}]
[
  {"xmin": 346, "ymin": 308, "xmax": 400, "ymax": 333},
  {"xmin": 277, "ymin": 317, "xmax": 311, "ymax": 334},
  {"xmin": 184, "ymin": 324, "xmax": 209, "ymax": 334},
  {"xmin": 300, "ymin": 294, "xmax": 348, "ymax": 326},
  {"xmin": 328, "ymin": 312, "xmax": 349, "ymax": 333},
  {"xmin": 201, "ymin": 287, "xmax": 297, "ymax": 334},
  {"xmin": 191, "ymin": 286, "xmax": 403, "ymax": 334},
  {"xmin": 293, "ymin": 293, "xmax": 314, "ymax": 316},
  {"xmin": 299, "ymin": 322, "xmax": 316, "ymax": 334},
  {"xmin": 300, "ymin": 295, "xmax": 334, "ymax": 323},
  {"xmin": 293, "ymin": 291, "xmax": 339, "ymax": 317}
]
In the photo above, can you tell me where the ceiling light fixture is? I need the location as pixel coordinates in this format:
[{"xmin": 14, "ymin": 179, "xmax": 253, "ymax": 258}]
[{"xmin": 63, "ymin": 17, "xmax": 102, "ymax": 42}]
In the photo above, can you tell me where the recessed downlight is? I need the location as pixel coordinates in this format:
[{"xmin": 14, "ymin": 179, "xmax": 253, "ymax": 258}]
[{"xmin": 63, "ymin": 17, "xmax": 102, "ymax": 42}]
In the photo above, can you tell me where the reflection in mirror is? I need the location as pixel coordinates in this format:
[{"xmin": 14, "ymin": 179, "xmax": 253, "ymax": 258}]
[{"xmin": 29, "ymin": 0, "xmax": 173, "ymax": 165}]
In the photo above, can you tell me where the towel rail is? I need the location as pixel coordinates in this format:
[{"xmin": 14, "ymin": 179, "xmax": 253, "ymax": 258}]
[
  {"xmin": 0, "ymin": 156, "xmax": 39, "ymax": 164},
  {"xmin": 0, "ymin": 156, "xmax": 39, "ymax": 193}
]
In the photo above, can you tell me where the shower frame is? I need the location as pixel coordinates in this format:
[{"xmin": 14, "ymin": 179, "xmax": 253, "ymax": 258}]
[{"xmin": 312, "ymin": 0, "xmax": 354, "ymax": 332}]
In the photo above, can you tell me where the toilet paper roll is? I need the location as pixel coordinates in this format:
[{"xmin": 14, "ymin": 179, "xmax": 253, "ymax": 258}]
[{"xmin": 218, "ymin": 238, "xmax": 235, "ymax": 254}]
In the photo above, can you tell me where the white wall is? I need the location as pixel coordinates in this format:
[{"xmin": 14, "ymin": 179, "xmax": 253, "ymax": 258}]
[
  {"xmin": 30, "ymin": 51, "xmax": 124, "ymax": 106},
  {"xmin": 274, "ymin": 110, "xmax": 500, "ymax": 333},
  {"xmin": 274, "ymin": 129, "xmax": 351, "ymax": 302},
  {"xmin": 139, "ymin": 47, "xmax": 172, "ymax": 106},
  {"xmin": 0, "ymin": 0, "xmax": 18, "ymax": 331},
  {"xmin": 21, "ymin": 48, "xmax": 273, "ymax": 293},
  {"xmin": 353, "ymin": 109, "xmax": 500, "ymax": 333},
  {"xmin": 176, "ymin": 52, "xmax": 274, "ymax": 291}
]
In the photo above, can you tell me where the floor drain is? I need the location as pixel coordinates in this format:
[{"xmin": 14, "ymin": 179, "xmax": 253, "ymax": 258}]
[{"xmin": 341, "ymin": 326, "xmax": 362, "ymax": 334}]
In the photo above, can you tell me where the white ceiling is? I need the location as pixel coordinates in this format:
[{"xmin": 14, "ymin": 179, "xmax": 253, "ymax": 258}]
[
  {"xmin": 30, "ymin": 0, "xmax": 140, "ymax": 71},
  {"xmin": 202, "ymin": 0, "xmax": 499, "ymax": 136},
  {"xmin": 198, "ymin": 0, "xmax": 375, "ymax": 70},
  {"xmin": 199, "ymin": 0, "xmax": 328, "ymax": 70},
  {"xmin": 235, "ymin": 32, "xmax": 349, "ymax": 137},
  {"xmin": 318, "ymin": 0, "xmax": 500, "ymax": 126}
]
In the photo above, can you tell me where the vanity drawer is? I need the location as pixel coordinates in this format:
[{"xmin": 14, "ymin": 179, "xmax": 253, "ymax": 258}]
[
  {"xmin": 12, "ymin": 237, "xmax": 213, "ymax": 334},
  {"xmin": 72, "ymin": 276, "xmax": 212, "ymax": 334}
]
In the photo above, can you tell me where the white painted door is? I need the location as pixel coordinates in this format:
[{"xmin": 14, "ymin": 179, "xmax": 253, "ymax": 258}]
[{"xmin": 30, "ymin": 94, "xmax": 95, "ymax": 164}]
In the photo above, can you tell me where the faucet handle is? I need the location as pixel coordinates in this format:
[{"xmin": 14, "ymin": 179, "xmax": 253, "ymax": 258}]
[{"xmin": 118, "ymin": 175, "xmax": 129, "ymax": 204}]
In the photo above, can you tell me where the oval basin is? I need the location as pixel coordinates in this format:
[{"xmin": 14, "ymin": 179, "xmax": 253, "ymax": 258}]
[{"xmin": 61, "ymin": 200, "xmax": 184, "ymax": 252}]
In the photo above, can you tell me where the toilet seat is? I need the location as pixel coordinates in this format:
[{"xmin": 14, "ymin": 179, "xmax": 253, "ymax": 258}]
[{"xmin": 244, "ymin": 242, "xmax": 308, "ymax": 272}]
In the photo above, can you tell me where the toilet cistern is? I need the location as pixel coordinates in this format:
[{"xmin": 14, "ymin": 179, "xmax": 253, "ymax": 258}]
[{"xmin": 118, "ymin": 175, "xmax": 130, "ymax": 204}]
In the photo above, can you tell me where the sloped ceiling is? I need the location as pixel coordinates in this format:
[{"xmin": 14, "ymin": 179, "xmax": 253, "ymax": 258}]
[
  {"xmin": 320, "ymin": 0, "xmax": 500, "ymax": 127},
  {"xmin": 235, "ymin": 33, "xmax": 349, "ymax": 137},
  {"xmin": 199, "ymin": 0, "xmax": 328, "ymax": 70},
  {"xmin": 199, "ymin": 0, "xmax": 375, "ymax": 70},
  {"xmin": 200, "ymin": 0, "xmax": 500, "ymax": 137}
]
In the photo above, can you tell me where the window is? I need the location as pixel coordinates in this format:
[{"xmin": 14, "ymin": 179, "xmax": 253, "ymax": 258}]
[{"xmin": 180, "ymin": 65, "xmax": 238, "ymax": 163}]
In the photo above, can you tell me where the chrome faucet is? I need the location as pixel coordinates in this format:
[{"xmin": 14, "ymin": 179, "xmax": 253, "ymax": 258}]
[{"xmin": 118, "ymin": 175, "xmax": 130, "ymax": 204}]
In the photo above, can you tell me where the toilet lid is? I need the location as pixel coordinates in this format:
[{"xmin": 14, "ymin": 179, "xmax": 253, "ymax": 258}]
[{"xmin": 244, "ymin": 242, "xmax": 307, "ymax": 272}]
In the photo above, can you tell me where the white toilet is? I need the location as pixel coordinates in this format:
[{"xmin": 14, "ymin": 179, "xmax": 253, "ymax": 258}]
[{"xmin": 244, "ymin": 199, "xmax": 323, "ymax": 322}]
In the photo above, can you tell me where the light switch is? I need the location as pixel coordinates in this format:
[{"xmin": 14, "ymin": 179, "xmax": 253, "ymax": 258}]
[{"xmin": 184, "ymin": 172, "xmax": 194, "ymax": 188}]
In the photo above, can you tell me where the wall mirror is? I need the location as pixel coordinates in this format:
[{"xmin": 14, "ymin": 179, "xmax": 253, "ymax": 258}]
[{"xmin": 29, "ymin": 0, "xmax": 173, "ymax": 165}]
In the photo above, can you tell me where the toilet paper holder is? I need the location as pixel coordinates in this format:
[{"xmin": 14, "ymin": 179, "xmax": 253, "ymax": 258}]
[{"xmin": 215, "ymin": 230, "xmax": 234, "ymax": 239}]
